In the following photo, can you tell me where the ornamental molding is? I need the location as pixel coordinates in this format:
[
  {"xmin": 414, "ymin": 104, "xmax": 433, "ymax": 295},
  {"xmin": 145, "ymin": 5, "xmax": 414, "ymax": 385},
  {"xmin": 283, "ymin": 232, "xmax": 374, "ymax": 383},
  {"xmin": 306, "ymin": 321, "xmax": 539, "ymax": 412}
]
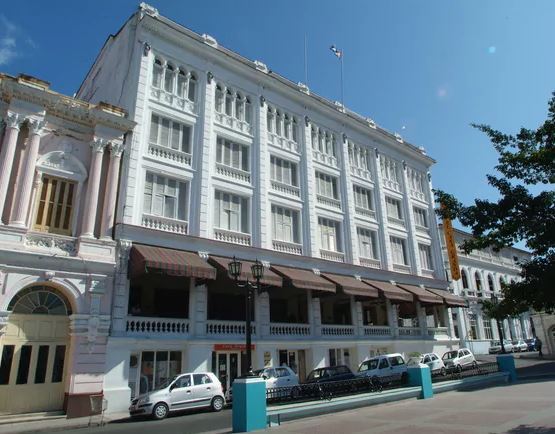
[
  {"xmin": 139, "ymin": 2, "xmax": 159, "ymax": 18},
  {"xmin": 91, "ymin": 137, "xmax": 108, "ymax": 153},
  {"xmin": 69, "ymin": 314, "xmax": 110, "ymax": 353},
  {"xmin": 110, "ymin": 140, "xmax": 125, "ymax": 158},
  {"xmin": 198, "ymin": 251, "xmax": 209, "ymax": 260},
  {"xmin": 254, "ymin": 60, "xmax": 268, "ymax": 73},
  {"xmin": 89, "ymin": 279, "xmax": 106, "ymax": 295},
  {"xmin": 24, "ymin": 233, "xmax": 77, "ymax": 256},
  {"xmin": 297, "ymin": 82, "xmax": 310, "ymax": 95},
  {"xmin": 37, "ymin": 151, "xmax": 88, "ymax": 181},
  {"xmin": 0, "ymin": 311, "xmax": 8, "ymax": 337},
  {"xmin": 202, "ymin": 34, "xmax": 218, "ymax": 47},
  {"xmin": 5, "ymin": 111, "xmax": 24, "ymax": 129},
  {"xmin": 27, "ymin": 118, "xmax": 46, "ymax": 135},
  {"xmin": 312, "ymin": 268, "xmax": 320, "ymax": 276}
]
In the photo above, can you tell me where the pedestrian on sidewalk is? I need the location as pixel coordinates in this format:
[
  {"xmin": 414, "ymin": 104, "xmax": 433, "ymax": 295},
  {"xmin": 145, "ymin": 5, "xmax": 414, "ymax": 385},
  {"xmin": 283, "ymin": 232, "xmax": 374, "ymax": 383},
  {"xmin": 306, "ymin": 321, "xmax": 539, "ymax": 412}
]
[{"xmin": 536, "ymin": 337, "xmax": 543, "ymax": 358}]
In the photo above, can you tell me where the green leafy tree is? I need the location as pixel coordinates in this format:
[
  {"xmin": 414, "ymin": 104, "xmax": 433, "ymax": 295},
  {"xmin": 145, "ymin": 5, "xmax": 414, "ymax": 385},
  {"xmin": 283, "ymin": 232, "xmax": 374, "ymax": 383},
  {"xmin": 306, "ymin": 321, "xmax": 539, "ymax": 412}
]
[{"xmin": 436, "ymin": 92, "xmax": 555, "ymax": 315}]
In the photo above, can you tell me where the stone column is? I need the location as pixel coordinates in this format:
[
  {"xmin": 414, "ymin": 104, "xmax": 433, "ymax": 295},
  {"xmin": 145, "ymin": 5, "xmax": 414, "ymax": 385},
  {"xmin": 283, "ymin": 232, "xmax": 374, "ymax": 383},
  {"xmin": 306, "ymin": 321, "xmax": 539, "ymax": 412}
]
[
  {"xmin": 0, "ymin": 112, "xmax": 24, "ymax": 223},
  {"xmin": 386, "ymin": 299, "xmax": 399, "ymax": 337},
  {"xmin": 417, "ymin": 302, "xmax": 427, "ymax": 336},
  {"xmin": 81, "ymin": 138, "xmax": 106, "ymax": 238},
  {"xmin": 401, "ymin": 162, "xmax": 421, "ymax": 275},
  {"xmin": 100, "ymin": 141, "xmax": 124, "ymax": 239},
  {"xmin": 372, "ymin": 152, "xmax": 393, "ymax": 270},
  {"xmin": 339, "ymin": 136, "xmax": 358, "ymax": 264},
  {"xmin": 10, "ymin": 119, "xmax": 46, "ymax": 227}
]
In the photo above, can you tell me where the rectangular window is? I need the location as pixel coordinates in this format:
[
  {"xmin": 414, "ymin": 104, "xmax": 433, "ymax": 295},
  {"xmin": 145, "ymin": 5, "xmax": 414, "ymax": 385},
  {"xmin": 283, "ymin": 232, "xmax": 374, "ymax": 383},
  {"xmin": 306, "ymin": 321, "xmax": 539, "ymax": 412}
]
[
  {"xmin": 0, "ymin": 345, "xmax": 14, "ymax": 385},
  {"xmin": 271, "ymin": 205, "xmax": 299, "ymax": 243},
  {"xmin": 16, "ymin": 345, "xmax": 32, "ymax": 385},
  {"xmin": 138, "ymin": 351, "xmax": 181, "ymax": 394},
  {"xmin": 149, "ymin": 114, "xmax": 191, "ymax": 154},
  {"xmin": 143, "ymin": 173, "xmax": 188, "ymax": 221},
  {"xmin": 385, "ymin": 197, "xmax": 403, "ymax": 220},
  {"xmin": 318, "ymin": 217, "xmax": 340, "ymax": 252},
  {"xmin": 34, "ymin": 345, "xmax": 49, "ymax": 384},
  {"xmin": 353, "ymin": 185, "xmax": 373, "ymax": 210},
  {"xmin": 469, "ymin": 316, "xmax": 478, "ymax": 340},
  {"xmin": 214, "ymin": 191, "xmax": 249, "ymax": 233},
  {"xmin": 315, "ymin": 172, "xmax": 338, "ymax": 199},
  {"xmin": 216, "ymin": 137, "xmax": 249, "ymax": 172},
  {"xmin": 34, "ymin": 176, "xmax": 76, "ymax": 236},
  {"xmin": 357, "ymin": 228, "xmax": 377, "ymax": 259},
  {"xmin": 413, "ymin": 207, "xmax": 428, "ymax": 228},
  {"xmin": 270, "ymin": 156, "xmax": 298, "ymax": 186},
  {"xmin": 390, "ymin": 236, "xmax": 408, "ymax": 265},
  {"xmin": 51, "ymin": 345, "xmax": 66, "ymax": 383},
  {"xmin": 483, "ymin": 319, "xmax": 494, "ymax": 340},
  {"xmin": 418, "ymin": 244, "xmax": 433, "ymax": 270}
]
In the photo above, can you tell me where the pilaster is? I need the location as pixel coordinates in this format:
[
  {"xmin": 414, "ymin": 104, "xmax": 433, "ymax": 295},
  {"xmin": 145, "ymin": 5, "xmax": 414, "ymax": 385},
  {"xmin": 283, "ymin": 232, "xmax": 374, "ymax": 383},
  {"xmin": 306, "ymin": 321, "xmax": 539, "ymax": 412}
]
[
  {"xmin": 0, "ymin": 112, "xmax": 24, "ymax": 224},
  {"xmin": 386, "ymin": 299, "xmax": 399, "ymax": 337},
  {"xmin": 257, "ymin": 95, "xmax": 270, "ymax": 249},
  {"xmin": 373, "ymin": 152, "xmax": 393, "ymax": 270},
  {"xmin": 300, "ymin": 118, "xmax": 318, "ymax": 256},
  {"xmin": 311, "ymin": 295, "xmax": 322, "ymax": 337},
  {"xmin": 401, "ymin": 162, "xmax": 420, "ymax": 275},
  {"xmin": 339, "ymin": 134, "xmax": 358, "ymax": 264},
  {"xmin": 100, "ymin": 141, "xmax": 124, "ymax": 239}
]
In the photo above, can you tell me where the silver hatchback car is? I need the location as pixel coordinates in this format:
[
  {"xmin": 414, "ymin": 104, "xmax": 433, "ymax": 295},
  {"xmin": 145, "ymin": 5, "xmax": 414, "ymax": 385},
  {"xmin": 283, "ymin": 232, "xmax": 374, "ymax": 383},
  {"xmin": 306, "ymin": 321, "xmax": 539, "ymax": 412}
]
[{"xmin": 129, "ymin": 372, "xmax": 225, "ymax": 420}]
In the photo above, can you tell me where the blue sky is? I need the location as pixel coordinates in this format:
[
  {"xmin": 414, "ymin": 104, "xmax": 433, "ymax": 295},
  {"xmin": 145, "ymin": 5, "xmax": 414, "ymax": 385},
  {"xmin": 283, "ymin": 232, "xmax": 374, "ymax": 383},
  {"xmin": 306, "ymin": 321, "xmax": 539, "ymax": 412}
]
[{"xmin": 1, "ymin": 1, "xmax": 553, "ymax": 230}]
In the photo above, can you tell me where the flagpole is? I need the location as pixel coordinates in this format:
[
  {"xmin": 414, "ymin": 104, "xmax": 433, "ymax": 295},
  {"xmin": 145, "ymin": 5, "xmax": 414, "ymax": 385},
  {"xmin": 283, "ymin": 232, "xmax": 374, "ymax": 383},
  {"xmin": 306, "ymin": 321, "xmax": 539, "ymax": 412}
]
[
  {"xmin": 340, "ymin": 50, "xmax": 344, "ymax": 109},
  {"xmin": 304, "ymin": 34, "xmax": 308, "ymax": 85}
]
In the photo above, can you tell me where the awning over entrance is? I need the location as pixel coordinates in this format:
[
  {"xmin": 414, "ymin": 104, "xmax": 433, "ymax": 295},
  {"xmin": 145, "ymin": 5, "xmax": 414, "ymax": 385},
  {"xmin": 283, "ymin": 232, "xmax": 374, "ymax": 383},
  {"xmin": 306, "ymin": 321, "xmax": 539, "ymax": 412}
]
[
  {"xmin": 209, "ymin": 256, "xmax": 283, "ymax": 287},
  {"xmin": 397, "ymin": 284, "xmax": 444, "ymax": 305},
  {"xmin": 322, "ymin": 273, "xmax": 379, "ymax": 298},
  {"xmin": 129, "ymin": 244, "xmax": 217, "ymax": 279},
  {"xmin": 271, "ymin": 265, "xmax": 336, "ymax": 293},
  {"xmin": 362, "ymin": 279, "xmax": 413, "ymax": 303},
  {"xmin": 425, "ymin": 287, "xmax": 467, "ymax": 308}
]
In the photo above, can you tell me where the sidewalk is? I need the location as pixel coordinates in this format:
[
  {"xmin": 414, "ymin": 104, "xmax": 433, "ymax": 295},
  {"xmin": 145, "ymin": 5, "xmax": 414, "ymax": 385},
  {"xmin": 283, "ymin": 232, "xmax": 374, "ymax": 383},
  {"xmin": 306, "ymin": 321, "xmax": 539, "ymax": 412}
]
[
  {"xmin": 0, "ymin": 412, "xmax": 129, "ymax": 434},
  {"xmin": 266, "ymin": 379, "xmax": 555, "ymax": 434}
]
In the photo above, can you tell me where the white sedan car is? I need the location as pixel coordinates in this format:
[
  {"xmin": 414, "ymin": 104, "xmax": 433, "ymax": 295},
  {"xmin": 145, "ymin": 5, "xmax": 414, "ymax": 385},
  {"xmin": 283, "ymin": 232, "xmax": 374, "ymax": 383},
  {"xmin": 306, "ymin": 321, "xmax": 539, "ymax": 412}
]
[
  {"xmin": 254, "ymin": 366, "xmax": 299, "ymax": 388},
  {"xmin": 407, "ymin": 353, "xmax": 446, "ymax": 375},
  {"xmin": 442, "ymin": 348, "xmax": 477, "ymax": 371},
  {"xmin": 489, "ymin": 340, "xmax": 514, "ymax": 354},
  {"xmin": 512, "ymin": 340, "xmax": 528, "ymax": 352}
]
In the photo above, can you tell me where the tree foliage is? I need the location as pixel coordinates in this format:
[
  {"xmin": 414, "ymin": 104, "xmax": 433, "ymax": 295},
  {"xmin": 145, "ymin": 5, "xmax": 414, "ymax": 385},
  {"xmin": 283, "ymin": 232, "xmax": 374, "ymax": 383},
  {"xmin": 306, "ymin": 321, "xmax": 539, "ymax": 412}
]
[{"xmin": 436, "ymin": 92, "xmax": 555, "ymax": 315}]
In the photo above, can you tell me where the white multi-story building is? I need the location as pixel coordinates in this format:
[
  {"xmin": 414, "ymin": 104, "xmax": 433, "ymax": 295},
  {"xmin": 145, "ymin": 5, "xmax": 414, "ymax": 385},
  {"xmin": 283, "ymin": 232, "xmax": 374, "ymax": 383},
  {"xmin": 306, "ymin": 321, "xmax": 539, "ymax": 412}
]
[
  {"xmin": 0, "ymin": 73, "xmax": 134, "ymax": 417},
  {"xmin": 77, "ymin": 4, "xmax": 466, "ymax": 414},
  {"xmin": 439, "ymin": 225, "xmax": 533, "ymax": 354}
]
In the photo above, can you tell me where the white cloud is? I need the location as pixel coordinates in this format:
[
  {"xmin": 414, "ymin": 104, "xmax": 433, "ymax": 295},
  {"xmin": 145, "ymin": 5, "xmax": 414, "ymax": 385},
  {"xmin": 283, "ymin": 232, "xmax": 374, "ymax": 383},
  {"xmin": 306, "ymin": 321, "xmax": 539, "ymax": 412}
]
[{"xmin": 0, "ymin": 15, "xmax": 25, "ymax": 66}]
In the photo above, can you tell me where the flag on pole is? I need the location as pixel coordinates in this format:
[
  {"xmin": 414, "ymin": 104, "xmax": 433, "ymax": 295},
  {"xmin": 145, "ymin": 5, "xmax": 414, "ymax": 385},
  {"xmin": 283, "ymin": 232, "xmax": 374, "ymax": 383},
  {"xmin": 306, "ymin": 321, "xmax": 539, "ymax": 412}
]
[{"xmin": 330, "ymin": 45, "xmax": 342, "ymax": 59}]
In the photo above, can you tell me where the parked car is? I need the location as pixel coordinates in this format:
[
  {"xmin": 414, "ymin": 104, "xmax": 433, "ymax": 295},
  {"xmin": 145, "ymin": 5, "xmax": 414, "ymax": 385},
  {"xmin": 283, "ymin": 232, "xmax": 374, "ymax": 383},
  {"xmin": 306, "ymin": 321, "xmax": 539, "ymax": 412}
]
[
  {"xmin": 442, "ymin": 348, "xmax": 477, "ymax": 371},
  {"xmin": 129, "ymin": 372, "xmax": 225, "ymax": 420},
  {"xmin": 525, "ymin": 338, "xmax": 537, "ymax": 351},
  {"xmin": 512, "ymin": 340, "xmax": 528, "ymax": 352},
  {"xmin": 488, "ymin": 340, "xmax": 514, "ymax": 354},
  {"xmin": 254, "ymin": 366, "xmax": 299, "ymax": 388},
  {"xmin": 305, "ymin": 365, "xmax": 356, "ymax": 384},
  {"xmin": 407, "ymin": 353, "xmax": 446, "ymax": 375},
  {"xmin": 357, "ymin": 353, "xmax": 408, "ymax": 383}
]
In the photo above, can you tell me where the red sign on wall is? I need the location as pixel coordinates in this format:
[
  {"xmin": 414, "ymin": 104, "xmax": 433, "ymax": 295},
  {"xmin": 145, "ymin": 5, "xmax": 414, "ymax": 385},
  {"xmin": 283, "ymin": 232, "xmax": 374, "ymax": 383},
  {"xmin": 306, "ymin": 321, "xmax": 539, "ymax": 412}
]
[{"xmin": 213, "ymin": 344, "xmax": 255, "ymax": 351}]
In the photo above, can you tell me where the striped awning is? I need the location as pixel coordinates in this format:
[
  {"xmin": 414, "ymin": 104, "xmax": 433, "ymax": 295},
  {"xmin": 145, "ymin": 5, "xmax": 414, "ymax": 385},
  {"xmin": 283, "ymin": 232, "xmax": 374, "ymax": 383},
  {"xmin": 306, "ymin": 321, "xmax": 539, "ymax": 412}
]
[
  {"xmin": 425, "ymin": 287, "xmax": 467, "ymax": 308},
  {"xmin": 362, "ymin": 279, "xmax": 413, "ymax": 303},
  {"xmin": 129, "ymin": 244, "xmax": 216, "ymax": 279},
  {"xmin": 397, "ymin": 284, "xmax": 444, "ymax": 305},
  {"xmin": 209, "ymin": 256, "xmax": 283, "ymax": 287},
  {"xmin": 271, "ymin": 266, "xmax": 336, "ymax": 293},
  {"xmin": 322, "ymin": 273, "xmax": 379, "ymax": 298}
]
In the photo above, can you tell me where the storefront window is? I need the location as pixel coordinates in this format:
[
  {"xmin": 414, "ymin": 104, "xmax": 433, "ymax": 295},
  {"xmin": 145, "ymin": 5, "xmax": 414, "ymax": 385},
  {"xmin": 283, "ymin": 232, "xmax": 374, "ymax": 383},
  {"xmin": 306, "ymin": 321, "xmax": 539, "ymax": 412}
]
[{"xmin": 132, "ymin": 350, "xmax": 182, "ymax": 397}]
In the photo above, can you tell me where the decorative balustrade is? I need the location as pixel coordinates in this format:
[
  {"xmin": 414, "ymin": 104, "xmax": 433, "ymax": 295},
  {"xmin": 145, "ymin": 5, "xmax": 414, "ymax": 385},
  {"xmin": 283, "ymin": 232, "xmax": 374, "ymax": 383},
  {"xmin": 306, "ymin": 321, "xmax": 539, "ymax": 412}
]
[
  {"xmin": 206, "ymin": 320, "xmax": 256, "ymax": 336},
  {"xmin": 270, "ymin": 323, "xmax": 311, "ymax": 337},
  {"xmin": 316, "ymin": 195, "xmax": 341, "ymax": 210},
  {"xmin": 126, "ymin": 316, "xmax": 189, "ymax": 336},
  {"xmin": 363, "ymin": 325, "xmax": 392, "ymax": 337},
  {"xmin": 215, "ymin": 163, "xmax": 251, "ymax": 184},
  {"xmin": 270, "ymin": 180, "xmax": 300, "ymax": 197},
  {"xmin": 410, "ymin": 189, "xmax": 427, "ymax": 202},
  {"xmin": 320, "ymin": 249, "xmax": 345, "ymax": 263},
  {"xmin": 150, "ymin": 88, "xmax": 197, "ymax": 115},
  {"xmin": 24, "ymin": 232, "xmax": 77, "ymax": 256},
  {"xmin": 214, "ymin": 111, "xmax": 252, "ymax": 135},
  {"xmin": 355, "ymin": 207, "xmax": 376, "ymax": 220},
  {"xmin": 142, "ymin": 214, "xmax": 188, "ymax": 234},
  {"xmin": 272, "ymin": 239, "xmax": 303, "ymax": 255},
  {"xmin": 359, "ymin": 257, "xmax": 381, "ymax": 269},
  {"xmin": 383, "ymin": 179, "xmax": 402, "ymax": 192},
  {"xmin": 387, "ymin": 216, "xmax": 405, "ymax": 227},
  {"xmin": 321, "ymin": 325, "xmax": 355, "ymax": 336},
  {"xmin": 312, "ymin": 149, "xmax": 338, "ymax": 168},
  {"xmin": 398, "ymin": 327, "xmax": 422, "ymax": 337},
  {"xmin": 350, "ymin": 166, "xmax": 372, "ymax": 181},
  {"xmin": 427, "ymin": 327, "xmax": 449, "ymax": 338},
  {"xmin": 392, "ymin": 263, "xmax": 411, "ymax": 274},
  {"xmin": 268, "ymin": 132, "xmax": 300, "ymax": 154},
  {"xmin": 148, "ymin": 143, "xmax": 192, "ymax": 167},
  {"xmin": 213, "ymin": 228, "xmax": 251, "ymax": 246}
]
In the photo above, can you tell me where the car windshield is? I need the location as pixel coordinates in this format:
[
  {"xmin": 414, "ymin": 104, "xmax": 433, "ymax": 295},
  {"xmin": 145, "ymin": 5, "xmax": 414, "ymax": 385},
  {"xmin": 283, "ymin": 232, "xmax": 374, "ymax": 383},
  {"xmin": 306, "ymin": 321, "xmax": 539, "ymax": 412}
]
[
  {"xmin": 443, "ymin": 351, "xmax": 458, "ymax": 360},
  {"xmin": 306, "ymin": 370, "xmax": 323, "ymax": 381},
  {"xmin": 157, "ymin": 376, "xmax": 178, "ymax": 390},
  {"xmin": 491, "ymin": 341, "xmax": 501, "ymax": 346},
  {"xmin": 358, "ymin": 359, "xmax": 379, "ymax": 372},
  {"xmin": 253, "ymin": 369, "xmax": 265, "ymax": 376}
]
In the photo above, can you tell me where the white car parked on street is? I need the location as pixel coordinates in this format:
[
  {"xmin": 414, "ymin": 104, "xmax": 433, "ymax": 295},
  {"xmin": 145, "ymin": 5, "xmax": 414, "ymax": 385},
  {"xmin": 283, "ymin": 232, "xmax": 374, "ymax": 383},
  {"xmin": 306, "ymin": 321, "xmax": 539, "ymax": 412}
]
[
  {"xmin": 357, "ymin": 353, "xmax": 408, "ymax": 383},
  {"xmin": 254, "ymin": 366, "xmax": 299, "ymax": 388},
  {"xmin": 488, "ymin": 340, "xmax": 514, "ymax": 354},
  {"xmin": 407, "ymin": 353, "xmax": 446, "ymax": 375},
  {"xmin": 442, "ymin": 348, "xmax": 477, "ymax": 371},
  {"xmin": 512, "ymin": 340, "xmax": 528, "ymax": 352}
]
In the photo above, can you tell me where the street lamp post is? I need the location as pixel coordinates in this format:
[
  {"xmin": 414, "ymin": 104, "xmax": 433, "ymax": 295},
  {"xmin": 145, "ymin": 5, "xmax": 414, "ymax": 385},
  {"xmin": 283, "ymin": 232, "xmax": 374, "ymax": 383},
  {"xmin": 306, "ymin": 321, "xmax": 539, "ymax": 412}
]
[
  {"xmin": 491, "ymin": 294, "xmax": 506, "ymax": 354},
  {"xmin": 228, "ymin": 256, "xmax": 265, "ymax": 377}
]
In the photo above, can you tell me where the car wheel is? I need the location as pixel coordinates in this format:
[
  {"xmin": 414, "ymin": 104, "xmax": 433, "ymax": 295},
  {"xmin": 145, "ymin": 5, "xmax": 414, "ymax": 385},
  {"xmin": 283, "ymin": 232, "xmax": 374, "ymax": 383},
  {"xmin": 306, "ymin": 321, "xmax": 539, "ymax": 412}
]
[
  {"xmin": 152, "ymin": 403, "xmax": 169, "ymax": 420},
  {"xmin": 472, "ymin": 361, "xmax": 478, "ymax": 369},
  {"xmin": 211, "ymin": 396, "xmax": 225, "ymax": 412},
  {"xmin": 440, "ymin": 367, "xmax": 446, "ymax": 376},
  {"xmin": 456, "ymin": 364, "xmax": 463, "ymax": 373}
]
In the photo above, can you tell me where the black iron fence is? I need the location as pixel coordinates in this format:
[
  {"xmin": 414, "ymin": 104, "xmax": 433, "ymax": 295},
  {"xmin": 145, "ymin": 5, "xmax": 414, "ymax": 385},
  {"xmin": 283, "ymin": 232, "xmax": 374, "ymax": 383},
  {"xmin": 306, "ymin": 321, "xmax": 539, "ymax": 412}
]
[
  {"xmin": 431, "ymin": 362, "xmax": 500, "ymax": 383},
  {"xmin": 266, "ymin": 374, "xmax": 405, "ymax": 405}
]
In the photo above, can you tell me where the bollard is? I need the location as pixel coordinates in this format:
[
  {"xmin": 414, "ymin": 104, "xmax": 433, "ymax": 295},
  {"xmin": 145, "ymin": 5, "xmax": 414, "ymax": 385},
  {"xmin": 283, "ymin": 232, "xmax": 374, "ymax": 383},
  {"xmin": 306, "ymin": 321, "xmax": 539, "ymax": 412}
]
[
  {"xmin": 496, "ymin": 354, "xmax": 517, "ymax": 382},
  {"xmin": 232, "ymin": 377, "xmax": 267, "ymax": 432},
  {"xmin": 407, "ymin": 364, "xmax": 433, "ymax": 399}
]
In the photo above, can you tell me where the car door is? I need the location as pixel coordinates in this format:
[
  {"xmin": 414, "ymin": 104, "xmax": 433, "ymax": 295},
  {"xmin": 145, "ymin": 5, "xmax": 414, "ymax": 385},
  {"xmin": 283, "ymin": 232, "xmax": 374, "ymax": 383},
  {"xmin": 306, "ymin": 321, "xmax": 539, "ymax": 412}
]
[
  {"xmin": 430, "ymin": 354, "xmax": 442, "ymax": 371},
  {"xmin": 422, "ymin": 355, "xmax": 432, "ymax": 369},
  {"xmin": 170, "ymin": 374, "xmax": 194, "ymax": 409},
  {"xmin": 378, "ymin": 357, "xmax": 390, "ymax": 378},
  {"xmin": 191, "ymin": 373, "xmax": 216, "ymax": 408},
  {"xmin": 275, "ymin": 367, "xmax": 294, "ymax": 387},
  {"xmin": 389, "ymin": 356, "xmax": 406, "ymax": 378}
]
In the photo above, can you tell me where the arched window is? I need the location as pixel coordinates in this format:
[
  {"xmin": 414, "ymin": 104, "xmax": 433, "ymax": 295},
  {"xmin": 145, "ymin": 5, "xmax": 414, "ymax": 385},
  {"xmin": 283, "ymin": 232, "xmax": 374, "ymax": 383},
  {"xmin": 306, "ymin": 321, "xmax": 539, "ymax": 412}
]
[
  {"xmin": 499, "ymin": 276, "xmax": 505, "ymax": 289},
  {"xmin": 176, "ymin": 69, "xmax": 187, "ymax": 98},
  {"xmin": 215, "ymin": 85, "xmax": 224, "ymax": 112},
  {"xmin": 225, "ymin": 89, "xmax": 233, "ymax": 116},
  {"xmin": 188, "ymin": 73, "xmax": 196, "ymax": 101},
  {"xmin": 475, "ymin": 272, "xmax": 482, "ymax": 291},
  {"xmin": 244, "ymin": 97, "xmax": 251, "ymax": 124},
  {"xmin": 164, "ymin": 63, "xmax": 175, "ymax": 93},
  {"xmin": 487, "ymin": 274, "xmax": 495, "ymax": 292},
  {"xmin": 461, "ymin": 269, "xmax": 469, "ymax": 289},
  {"xmin": 292, "ymin": 118, "xmax": 298, "ymax": 143},
  {"xmin": 267, "ymin": 107, "xmax": 274, "ymax": 133},
  {"xmin": 152, "ymin": 58, "xmax": 164, "ymax": 88},
  {"xmin": 8, "ymin": 286, "xmax": 72, "ymax": 316}
]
